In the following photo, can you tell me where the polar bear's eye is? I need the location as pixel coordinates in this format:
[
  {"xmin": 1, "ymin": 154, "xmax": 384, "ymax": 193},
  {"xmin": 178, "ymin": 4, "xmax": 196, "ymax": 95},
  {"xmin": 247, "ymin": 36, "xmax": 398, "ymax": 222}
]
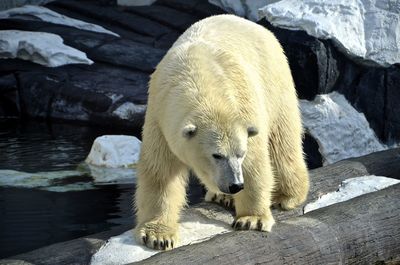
[
  {"xmin": 182, "ymin": 124, "xmax": 197, "ymax": 138},
  {"xmin": 247, "ymin": 126, "xmax": 259, "ymax": 137},
  {"xmin": 212, "ymin": 153, "xmax": 224, "ymax": 160}
]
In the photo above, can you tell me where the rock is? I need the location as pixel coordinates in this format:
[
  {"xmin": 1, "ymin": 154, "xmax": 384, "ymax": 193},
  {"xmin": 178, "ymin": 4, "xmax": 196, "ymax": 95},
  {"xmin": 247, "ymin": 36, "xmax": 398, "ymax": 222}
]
[
  {"xmin": 261, "ymin": 20, "xmax": 340, "ymax": 100},
  {"xmin": 208, "ymin": 0, "xmax": 279, "ymax": 21},
  {"xmin": 385, "ymin": 67, "xmax": 400, "ymax": 142},
  {"xmin": 334, "ymin": 63, "xmax": 400, "ymax": 143},
  {"xmin": 51, "ymin": 0, "xmax": 173, "ymax": 38},
  {"xmin": 155, "ymin": 0, "xmax": 225, "ymax": 18},
  {"xmin": 117, "ymin": 0, "xmax": 156, "ymax": 6},
  {"xmin": 9, "ymin": 62, "xmax": 148, "ymax": 127},
  {"xmin": 0, "ymin": 19, "xmax": 160, "ymax": 73},
  {"xmin": 124, "ymin": 5, "xmax": 198, "ymax": 31},
  {"xmin": 0, "ymin": 5, "xmax": 119, "ymax": 36},
  {"xmin": 260, "ymin": 0, "xmax": 400, "ymax": 67},
  {"xmin": 0, "ymin": 30, "xmax": 93, "ymax": 67},
  {"xmin": 156, "ymin": 0, "xmax": 201, "ymax": 11},
  {"xmin": 88, "ymin": 39, "xmax": 166, "ymax": 72},
  {"xmin": 85, "ymin": 135, "xmax": 141, "ymax": 168},
  {"xmin": 0, "ymin": 18, "xmax": 119, "ymax": 52},
  {"xmin": 303, "ymin": 133, "xmax": 323, "ymax": 170},
  {"xmin": 112, "ymin": 102, "xmax": 147, "ymax": 121},
  {"xmin": 45, "ymin": 4, "xmax": 154, "ymax": 44},
  {"xmin": 258, "ymin": 20, "xmax": 400, "ymax": 144},
  {"xmin": 0, "ymin": 74, "xmax": 19, "ymax": 117},
  {"xmin": 300, "ymin": 92, "xmax": 387, "ymax": 165},
  {"xmin": 0, "ymin": 0, "xmax": 53, "ymax": 10}
]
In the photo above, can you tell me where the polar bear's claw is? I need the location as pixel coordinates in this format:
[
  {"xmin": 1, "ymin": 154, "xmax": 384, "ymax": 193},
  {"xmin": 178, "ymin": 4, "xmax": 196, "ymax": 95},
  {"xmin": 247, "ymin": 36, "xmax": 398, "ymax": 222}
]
[
  {"xmin": 205, "ymin": 191, "xmax": 235, "ymax": 209},
  {"xmin": 135, "ymin": 222, "xmax": 178, "ymax": 251},
  {"xmin": 232, "ymin": 215, "xmax": 275, "ymax": 232}
]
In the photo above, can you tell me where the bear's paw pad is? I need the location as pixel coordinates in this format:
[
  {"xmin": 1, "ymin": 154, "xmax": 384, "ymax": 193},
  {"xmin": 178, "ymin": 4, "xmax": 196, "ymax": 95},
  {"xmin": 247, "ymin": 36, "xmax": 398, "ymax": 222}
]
[
  {"xmin": 232, "ymin": 216, "xmax": 275, "ymax": 232},
  {"xmin": 135, "ymin": 223, "xmax": 178, "ymax": 251},
  {"xmin": 205, "ymin": 191, "xmax": 235, "ymax": 209}
]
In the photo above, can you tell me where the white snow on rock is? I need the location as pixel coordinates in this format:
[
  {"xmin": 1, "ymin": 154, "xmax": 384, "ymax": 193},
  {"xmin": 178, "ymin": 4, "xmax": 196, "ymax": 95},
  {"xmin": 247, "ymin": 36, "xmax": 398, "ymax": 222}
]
[
  {"xmin": 113, "ymin": 102, "xmax": 147, "ymax": 120},
  {"xmin": 260, "ymin": 0, "xmax": 400, "ymax": 67},
  {"xmin": 0, "ymin": 30, "xmax": 93, "ymax": 67},
  {"xmin": 0, "ymin": 5, "xmax": 119, "ymax": 37},
  {"xmin": 90, "ymin": 220, "xmax": 231, "ymax": 265},
  {"xmin": 300, "ymin": 92, "xmax": 386, "ymax": 165},
  {"xmin": 117, "ymin": 0, "xmax": 156, "ymax": 6},
  {"xmin": 86, "ymin": 165, "xmax": 136, "ymax": 184},
  {"xmin": 208, "ymin": 0, "xmax": 279, "ymax": 21},
  {"xmin": 304, "ymin": 175, "xmax": 400, "ymax": 213},
  {"xmin": 0, "ymin": 169, "xmax": 95, "ymax": 192},
  {"xmin": 85, "ymin": 135, "xmax": 141, "ymax": 168}
]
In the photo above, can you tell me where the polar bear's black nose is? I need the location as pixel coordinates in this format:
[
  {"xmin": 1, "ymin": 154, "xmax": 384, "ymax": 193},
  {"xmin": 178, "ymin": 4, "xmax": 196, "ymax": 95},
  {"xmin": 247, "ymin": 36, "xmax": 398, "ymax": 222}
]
[{"xmin": 229, "ymin": 183, "xmax": 244, "ymax": 194}]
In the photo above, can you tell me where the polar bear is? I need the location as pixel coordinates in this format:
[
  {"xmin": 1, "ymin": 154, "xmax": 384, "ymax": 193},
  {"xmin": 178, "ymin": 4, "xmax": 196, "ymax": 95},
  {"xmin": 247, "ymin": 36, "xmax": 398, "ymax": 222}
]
[{"xmin": 134, "ymin": 14, "xmax": 309, "ymax": 250}]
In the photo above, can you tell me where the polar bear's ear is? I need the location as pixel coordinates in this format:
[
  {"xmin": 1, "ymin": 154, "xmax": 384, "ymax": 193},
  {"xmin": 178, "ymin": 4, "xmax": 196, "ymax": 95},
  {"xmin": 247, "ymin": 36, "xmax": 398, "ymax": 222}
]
[
  {"xmin": 247, "ymin": 126, "xmax": 259, "ymax": 137},
  {"xmin": 183, "ymin": 124, "xmax": 197, "ymax": 138}
]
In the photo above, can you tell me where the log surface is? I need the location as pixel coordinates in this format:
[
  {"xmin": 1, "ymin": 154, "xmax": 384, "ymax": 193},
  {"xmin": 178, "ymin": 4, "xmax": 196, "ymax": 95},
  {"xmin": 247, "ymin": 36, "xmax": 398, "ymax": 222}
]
[{"xmin": 135, "ymin": 184, "xmax": 400, "ymax": 265}]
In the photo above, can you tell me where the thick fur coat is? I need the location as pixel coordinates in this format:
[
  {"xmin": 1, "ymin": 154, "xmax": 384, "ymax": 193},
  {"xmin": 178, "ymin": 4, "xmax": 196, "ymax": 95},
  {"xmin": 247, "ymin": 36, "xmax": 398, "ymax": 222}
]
[{"xmin": 134, "ymin": 14, "xmax": 309, "ymax": 250}]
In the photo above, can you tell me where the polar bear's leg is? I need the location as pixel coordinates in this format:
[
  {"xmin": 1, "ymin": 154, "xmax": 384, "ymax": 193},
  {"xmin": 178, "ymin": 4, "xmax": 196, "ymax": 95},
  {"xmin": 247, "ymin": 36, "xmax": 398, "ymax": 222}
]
[
  {"xmin": 134, "ymin": 123, "xmax": 188, "ymax": 250},
  {"xmin": 269, "ymin": 109, "xmax": 310, "ymax": 210},
  {"xmin": 232, "ymin": 147, "xmax": 275, "ymax": 232}
]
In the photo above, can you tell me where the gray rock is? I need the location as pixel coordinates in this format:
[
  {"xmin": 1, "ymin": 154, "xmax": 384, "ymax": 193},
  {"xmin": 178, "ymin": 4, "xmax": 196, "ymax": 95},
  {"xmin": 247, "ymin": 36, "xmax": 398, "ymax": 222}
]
[
  {"xmin": 261, "ymin": 20, "xmax": 340, "ymax": 100},
  {"xmin": 0, "ymin": 60, "xmax": 148, "ymax": 128},
  {"xmin": 208, "ymin": 0, "xmax": 279, "ymax": 21},
  {"xmin": 124, "ymin": 5, "xmax": 198, "ymax": 31},
  {"xmin": 0, "ymin": 0, "xmax": 53, "ymax": 10},
  {"xmin": 51, "ymin": 0, "xmax": 172, "ymax": 38},
  {"xmin": 117, "ymin": 0, "xmax": 156, "ymax": 6},
  {"xmin": 0, "ymin": 30, "xmax": 93, "ymax": 67},
  {"xmin": 0, "ymin": 74, "xmax": 19, "ymax": 117},
  {"xmin": 88, "ymin": 39, "xmax": 166, "ymax": 72},
  {"xmin": 260, "ymin": 0, "xmax": 400, "ymax": 67},
  {"xmin": 0, "ymin": 5, "xmax": 119, "ymax": 36}
]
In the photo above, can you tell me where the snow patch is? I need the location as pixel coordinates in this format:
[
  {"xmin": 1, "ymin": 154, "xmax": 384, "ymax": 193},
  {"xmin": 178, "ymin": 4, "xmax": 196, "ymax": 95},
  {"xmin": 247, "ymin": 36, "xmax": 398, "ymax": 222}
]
[
  {"xmin": 113, "ymin": 102, "xmax": 146, "ymax": 120},
  {"xmin": 300, "ymin": 92, "xmax": 386, "ymax": 165},
  {"xmin": 304, "ymin": 176, "xmax": 400, "ymax": 213},
  {"xmin": 85, "ymin": 135, "xmax": 141, "ymax": 168},
  {"xmin": 260, "ymin": 0, "xmax": 400, "ymax": 66},
  {"xmin": 90, "ymin": 220, "xmax": 231, "ymax": 265},
  {"xmin": 0, "ymin": 169, "xmax": 94, "ymax": 192},
  {"xmin": 0, "ymin": 30, "xmax": 93, "ymax": 67},
  {"xmin": 86, "ymin": 165, "xmax": 136, "ymax": 184},
  {"xmin": 208, "ymin": 0, "xmax": 279, "ymax": 21},
  {"xmin": 0, "ymin": 5, "xmax": 119, "ymax": 37}
]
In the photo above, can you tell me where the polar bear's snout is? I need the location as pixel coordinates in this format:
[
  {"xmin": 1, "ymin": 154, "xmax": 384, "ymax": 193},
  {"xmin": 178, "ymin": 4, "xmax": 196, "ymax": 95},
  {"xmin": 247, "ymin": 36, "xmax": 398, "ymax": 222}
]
[{"xmin": 215, "ymin": 156, "xmax": 244, "ymax": 194}]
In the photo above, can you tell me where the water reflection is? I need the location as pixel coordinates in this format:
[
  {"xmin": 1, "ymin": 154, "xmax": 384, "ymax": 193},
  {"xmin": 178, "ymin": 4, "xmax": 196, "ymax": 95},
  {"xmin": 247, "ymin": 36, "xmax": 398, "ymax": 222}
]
[{"xmin": 0, "ymin": 119, "xmax": 204, "ymax": 258}]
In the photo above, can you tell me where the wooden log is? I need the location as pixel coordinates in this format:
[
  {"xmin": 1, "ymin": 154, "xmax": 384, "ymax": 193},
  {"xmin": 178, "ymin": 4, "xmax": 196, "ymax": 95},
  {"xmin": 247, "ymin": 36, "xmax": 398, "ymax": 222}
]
[
  {"xmin": 193, "ymin": 147, "xmax": 400, "ymax": 223},
  {"xmin": 1, "ymin": 148, "xmax": 399, "ymax": 264},
  {"xmin": 134, "ymin": 184, "xmax": 400, "ymax": 265}
]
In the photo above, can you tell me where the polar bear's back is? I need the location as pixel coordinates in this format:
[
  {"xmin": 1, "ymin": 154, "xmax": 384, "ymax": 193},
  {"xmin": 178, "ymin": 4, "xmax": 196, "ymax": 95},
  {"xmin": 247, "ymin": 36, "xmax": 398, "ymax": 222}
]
[
  {"xmin": 172, "ymin": 15, "xmax": 286, "ymax": 72},
  {"xmin": 149, "ymin": 14, "xmax": 297, "ymax": 135}
]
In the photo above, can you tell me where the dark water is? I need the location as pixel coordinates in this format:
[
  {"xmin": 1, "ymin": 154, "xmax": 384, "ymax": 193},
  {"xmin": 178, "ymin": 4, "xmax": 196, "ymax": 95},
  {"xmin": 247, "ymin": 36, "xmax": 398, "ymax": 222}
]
[{"xmin": 0, "ymin": 119, "xmax": 203, "ymax": 259}]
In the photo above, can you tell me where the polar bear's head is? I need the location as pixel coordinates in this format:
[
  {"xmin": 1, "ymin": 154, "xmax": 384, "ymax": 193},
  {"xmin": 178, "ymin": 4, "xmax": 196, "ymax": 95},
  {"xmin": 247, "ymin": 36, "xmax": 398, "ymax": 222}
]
[{"xmin": 177, "ymin": 111, "xmax": 258, "ymax": 195}]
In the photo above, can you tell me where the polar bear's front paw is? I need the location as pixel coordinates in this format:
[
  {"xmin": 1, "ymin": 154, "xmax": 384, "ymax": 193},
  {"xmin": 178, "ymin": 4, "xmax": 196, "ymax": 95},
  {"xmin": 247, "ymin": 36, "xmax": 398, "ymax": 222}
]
[
  {"xmin": 205, "ymin": 191, "xmax": 235, "ymax": 209},
  {"xmin": 232, "ymin": 215, "xmax": 275, "ymax": 232},
  {"xmin": 135, "ymin": 222, "xmax": 179, "ymax": 251},
  {"xmin": 276, "ymin": 194, "xmax": 306, "ymax": 210}
]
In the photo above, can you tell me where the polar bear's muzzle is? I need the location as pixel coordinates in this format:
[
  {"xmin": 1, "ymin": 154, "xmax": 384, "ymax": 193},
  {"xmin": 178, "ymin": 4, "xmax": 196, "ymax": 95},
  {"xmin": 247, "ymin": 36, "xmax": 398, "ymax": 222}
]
[{"xmin": 216, "ymin": 157, "xmax": 244, "ymax": 194}]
